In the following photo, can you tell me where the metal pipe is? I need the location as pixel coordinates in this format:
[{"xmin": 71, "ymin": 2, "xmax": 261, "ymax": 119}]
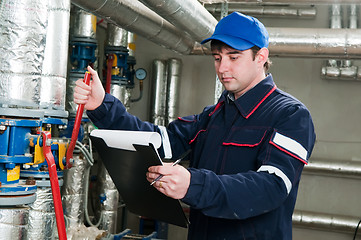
[
  {"xmin": 39, "ymin": 0, "xmax": 71, "ymax": 118},
  {"xmin": 71, "ymin": 0, "xmax": 195, "ymax": 54},
  {"xmin": 205, "ymin": 4, "xmax": 316, "ymax": 18},
  {"xmin": 0, "ymin": 207, "xmax": 29, "ymax": 240},
  {"xmin": 97, "ymin": 161, "xmax": 119, "ymax": 234},
  {"xmin": 268, "ymin": 27, "xmax": 361, "ymax": 59},
  {"xmin": 166, "ymin": 59, "xmax": 182, "ymax": 124},
  {"xmin": 0, "ymin": 0, "xmax": 47, "ymax": 110},
  {"xmin": 151, "ymin": 60, "xmax": 168, "ymax": 126},
  {"xmin": 304, "ymin": 159, "xmax": 361, "ymax": 179},
  {"xmin": 140, "ymin": 0, "xmax": 217, "ymax": 43},
  {"xmin": 199, "ymin": 0, "xmax": 361, "ymax": 4},
  {"xmin": 293, "ymin": 210, "xmax": 361, "ymax": 234}
]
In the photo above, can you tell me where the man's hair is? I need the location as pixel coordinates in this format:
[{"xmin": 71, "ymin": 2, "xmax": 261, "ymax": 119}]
[{"xmin": 210, "ymin": 40, "xmax": 272, "ymax": 72}]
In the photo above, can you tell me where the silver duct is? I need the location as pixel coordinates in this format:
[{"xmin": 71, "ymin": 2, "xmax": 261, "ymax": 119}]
[
  {"xmin": 304, "ymin": 159, "xmax": 361, "ymax": 179},
  {"xmin": 66, "ymin": 6, "xmax": 97, "ymax": 117},
  {"xmin": 70, "ymin": 5, "xmax": 97, "ymax": 39},
  {"xmin": 128, "ymin": 32, "xmax": 136, "ymax": 57},
  {"xmin": 200, "ymin": 0, "xmax": 361, "ymax": 4},
  {"xmin": 97, "ymin": 162, "xmax": 119, "ymax": 234},
  {"xmin": 39, "ymin": 0, "xmax": 71, "ymax": 118},
  {"xmin": 0, "ymin": 207, "xmax": 29, "ymax": 239},
  {"xmin": 0, "ymin": 0, "xmax": 47, "ymax": 110},
  {"xmin": 106, "ymin": 23, "xmax": 132, "ymax": 110},
  {"xmin": 71, "ymin": 0, "xmax": 195, "ymax": 54},
  {"xmin": 140, "ymin": 0, "xmax": 217, "ymax": 43},
  {"xmin": 62, "ymin": 154, "xmax": 89, "ymax": 227},
  {"xmin": 321, "ymin": 5, "xmax": 360, "ymax": 80},
  {"xmin": 267, "ymin": 27, "xmax": 361, "ymax": 59},
  {"xmin": 293, "ymin": 210, "xmax": 361, "ymax": 234},
  {"xmin": 106, "ymin": 23, "xmax": 128, "ymax": 47},
  {"xmin": 205, "ymin": 4, "xmax": 317, "ymax": 18},
  {"xmin": 27, "ymin": 188, "xmax": 57, "ymax": 240},
  {"xmin": 166, "ymin": 59, "xmax": 182, "ymax": 123},
  {"xmin": 151, "ymin": 60, "xmax": 168, "ymax": 126}
]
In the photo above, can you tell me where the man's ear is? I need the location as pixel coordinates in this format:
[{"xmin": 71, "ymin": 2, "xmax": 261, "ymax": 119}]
[{"xmin": 256, "ymin": 47, "xmax": 269, "ymax": 65}]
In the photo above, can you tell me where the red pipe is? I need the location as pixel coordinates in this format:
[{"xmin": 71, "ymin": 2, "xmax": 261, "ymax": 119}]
[
  {"xmin": 65, "ymin": 71, "xmax": 91, "ymax": 169},
  {"xmin": 41, "ymin": 131, "xmax": 67, "ymax": 240},
  {"xmin": 106, "ymin": 54, "xmax": 114, "ymax": 94}
]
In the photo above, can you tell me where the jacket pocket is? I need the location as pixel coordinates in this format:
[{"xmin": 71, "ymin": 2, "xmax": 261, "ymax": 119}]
[
  {"xmin": 221, "ymin": 128, "xmax": 269, "ymax": 173},
  {"xmin": 223, "ymin": 128, "xmax": 267, "ymax": 147}
]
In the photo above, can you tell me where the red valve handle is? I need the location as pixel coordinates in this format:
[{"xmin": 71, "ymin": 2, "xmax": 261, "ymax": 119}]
[
  {"xmin": 65, "ymin": 71, "xmax": 91, "ymax": 169},
  {"xmin": 41, "ymin": 131, "xmax": 67, "ymax": 240}
]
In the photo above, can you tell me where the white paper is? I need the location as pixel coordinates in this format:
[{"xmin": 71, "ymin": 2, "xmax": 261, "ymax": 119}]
[{"xmin": 90, "ymin": 129, "xmax": 162, "ymax": 151}]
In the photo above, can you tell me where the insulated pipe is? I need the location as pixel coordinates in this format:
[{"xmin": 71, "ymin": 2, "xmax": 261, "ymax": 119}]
[
  {"xmin": 205, "ymin": 4, "xmax": 317, "ymax": 18},
  {"xmin": 293, "ymin": 210, "xmax": 361, "ymax": 234},
  {"xmin": 166, "ymin": 59, "xmax": 182, "ymax": 124},
  {"xmin": 201, "ymin": 0, "xmax": 361, "ymax": 4},
  {"xmin": 192, "ymin": 27, "xmax": 361, "ymax": 58},
  {"xmin": 71, "ymin": 0, "xmax": 195, "ymax": 54},
  {"xmin": 304, "ymin": 159, "xmax": 361, "ymax": 179},
  {"xmin": 267, "ymin": 27, "xmax": 361, "ymax": 59},
  {"xmin": 140, "ymin": 0, "xmax": 217, "ymax": 43},
  {"xmin": 39, "ymin": 0, "xmax": 71, "ymax": 118},
  {"xmin": 151, "ymin": 60, "xmax": 168, "ymax": 126}
]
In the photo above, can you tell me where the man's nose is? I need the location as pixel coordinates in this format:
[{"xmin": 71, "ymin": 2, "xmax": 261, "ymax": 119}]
[{"xmin": 218, "ymin": 59, "xmax": 229, "ymax": 73}]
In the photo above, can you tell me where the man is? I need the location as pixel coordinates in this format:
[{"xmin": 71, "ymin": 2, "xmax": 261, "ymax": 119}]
[{"xmin": 74, "ymin": 12, "xmax": 315, "ymax": 240}]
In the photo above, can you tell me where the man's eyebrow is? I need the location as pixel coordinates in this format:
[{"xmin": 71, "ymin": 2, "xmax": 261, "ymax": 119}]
[
  {"xmin": 227, "ymin": 51, "xmax": 242, "ymax": 55},
  {"xmin": 211, "ymin": 51, "xmax": 242, "ymax": 56}
]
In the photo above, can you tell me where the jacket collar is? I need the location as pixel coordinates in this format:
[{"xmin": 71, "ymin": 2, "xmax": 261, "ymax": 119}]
[{"xmin": 218, "ymin": 74, "xmax": 277, "ymax": 119}]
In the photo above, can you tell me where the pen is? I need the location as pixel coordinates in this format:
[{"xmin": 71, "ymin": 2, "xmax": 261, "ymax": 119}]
[{"xmin": 150, "ymin": 158, "xmax": 182, "ymax": 185}]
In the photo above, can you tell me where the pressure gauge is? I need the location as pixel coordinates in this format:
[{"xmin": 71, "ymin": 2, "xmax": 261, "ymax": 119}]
[{"xmin": 135, "ymin": 68, "xmax": 147, "ymax": 80}]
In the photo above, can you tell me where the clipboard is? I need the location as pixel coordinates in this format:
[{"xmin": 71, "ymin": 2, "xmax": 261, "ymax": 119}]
[{"xmin": 90, "ymin": 130, "xmax": 189, "ymax": 228}]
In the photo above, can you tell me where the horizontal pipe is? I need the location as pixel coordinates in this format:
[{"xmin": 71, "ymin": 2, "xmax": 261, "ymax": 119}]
[
  {"xmin": 71, "ymin": 0, "xmax": 195, "ymax": 54},
  {"xmin": 293, "ymin": 210, "xmax": 361, "ymax": 235},
  {"xmin": 192, "ymin": 27, "xmax": 361, "ymax": 59},
  {"xmin": 268, "ymin": 27, "xmax": 361, "ymax": 59},
  {"xmin": 304, "ymin": 159, "xmax": 361, "ymax": 179},
  {"xmin": 200, "ymin": 0, "xmax": 361, "ymax": 4},
  {"xmin": 205, "ymin": 4, "xmax": 316, "ymax": 18},
  {"xmin": 140, "ymin": 0, "xmax": 217, "ymax": 43}
]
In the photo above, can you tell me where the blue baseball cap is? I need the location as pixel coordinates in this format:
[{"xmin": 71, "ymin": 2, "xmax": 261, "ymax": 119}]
[{"xmin": 201, "ymin": 12, "xmax": 269, "ymax": 51}]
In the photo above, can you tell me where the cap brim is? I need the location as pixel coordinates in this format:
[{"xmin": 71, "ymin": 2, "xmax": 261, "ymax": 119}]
[{"xmin": 201, "ymin": 34, "xmax": 255, "ymax": 51}]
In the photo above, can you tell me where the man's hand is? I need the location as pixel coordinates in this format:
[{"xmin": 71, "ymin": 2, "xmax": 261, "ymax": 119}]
[
  {"xmin": 74, "ymin": 66, "xmax": 105, "ymax": 110},
  {"xmin": 147, "ymin": 163, "xmax": 191, "ymax": 199}
]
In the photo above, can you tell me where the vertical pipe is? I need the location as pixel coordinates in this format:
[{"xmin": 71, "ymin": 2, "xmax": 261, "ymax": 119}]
[
  {"xmin": 151, "ymin": 60, "xmax": 168, "ymax": 126},
  {"xmin": 166, "ymin": 59, "xmax": 182, "ymax": 124},
  {"xmin": 39, "ymin": 0, "xmax": 71, "ymax": 118},
  {"xmin": 0, "ymin": 207, "xmax": 29, "ymax": 239},
  {"xmin": 0, "ymin": 0, "xmax": 47, "ymax": 110},
  {"xmin": 97, "ymin": 162, "xmax": 119, "ymax": 234}
]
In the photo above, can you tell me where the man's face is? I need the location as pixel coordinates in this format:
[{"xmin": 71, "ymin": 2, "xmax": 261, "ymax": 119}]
[{"xmin": 212, "ymin": 46, "xmax": 266, "ymax": 99}]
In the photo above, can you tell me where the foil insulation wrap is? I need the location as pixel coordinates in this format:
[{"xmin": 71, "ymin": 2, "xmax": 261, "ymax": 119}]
[
  {"xmin": 110, "ymin": 85, "xmax": 132, "ymax": 111},
  {"xmin": 151, "ymin": 60, "xmax": 168, "ymax": 126},
  {"xmin": 40, "ymin": 0, "xmax": 71, "ymax": 116},
  {"xmin": 127, "ymin": 32, "xmax": 136, "ymax": 57},
  {"xmin": 0, "ymin": 207, "xmax": 29, "ymax": 240},
  {"xmin": 27, "ymin": 187, "xmax": 57, "ymax": 240},
  {"xmin": 66, "ymin": 72, "xmax": 84, "ymax": 117},
  {"xmin": 62, "ymin": 154, "xmax": 89, "ymax": 227},
  {"xmin": 70, "ymin": 5, "xmax": 96, "ymax": 39},
  {"xmin": 0, "ymin": 0, "xmax": 47, "ymax": 109},
  {"xmin": 98, "ymin": 162, "xmax": 119, "ymax": 233},
  {"xmin": 166, "ymin": 59, "xmax": 182, "ymax": 123},
  {"xmin": 106, "ymin": 23, "xmax": 128, "ymax": 47}
]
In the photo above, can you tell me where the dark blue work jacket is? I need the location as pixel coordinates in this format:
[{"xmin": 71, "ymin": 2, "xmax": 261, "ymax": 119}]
[{"xmin": 87, "ymin": 74, "xmax": 316, "ymax": 240}]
